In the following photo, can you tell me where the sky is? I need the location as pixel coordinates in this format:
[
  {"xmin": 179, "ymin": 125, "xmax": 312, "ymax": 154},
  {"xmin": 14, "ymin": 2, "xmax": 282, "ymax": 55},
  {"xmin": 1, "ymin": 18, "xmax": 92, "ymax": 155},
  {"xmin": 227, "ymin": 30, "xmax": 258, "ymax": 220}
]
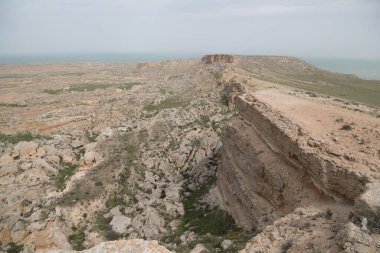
[{"xmin": 0, "ymin": 0, "xmax": 379, "ymax": 59}]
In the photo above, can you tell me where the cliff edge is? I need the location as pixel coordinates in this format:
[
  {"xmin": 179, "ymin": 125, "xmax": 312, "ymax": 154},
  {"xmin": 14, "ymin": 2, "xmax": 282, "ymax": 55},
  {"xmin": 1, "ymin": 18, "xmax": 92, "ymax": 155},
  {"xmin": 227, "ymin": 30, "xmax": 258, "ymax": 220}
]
[{"xmin": 218, "ymin": 87, "xmax": 380, "ymax": 252}]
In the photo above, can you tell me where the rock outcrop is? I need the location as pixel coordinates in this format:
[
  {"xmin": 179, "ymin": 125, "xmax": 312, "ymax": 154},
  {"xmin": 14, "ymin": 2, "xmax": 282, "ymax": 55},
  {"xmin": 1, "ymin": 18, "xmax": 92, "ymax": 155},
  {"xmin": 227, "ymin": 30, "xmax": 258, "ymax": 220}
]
[
  {"xmin": 45, "ymin": 239, "xmax": 173, "ymax": 253},
  {"xmin": 217, "ymin": 87, "xmax": 380, "ymax": 252},
  {"xmin": 218, "ymin": 90, "xmax": 380, "ymax": 230},
  {"xmin": 202, "ymin": 55, "xmax": 234, "ymax": 64}
]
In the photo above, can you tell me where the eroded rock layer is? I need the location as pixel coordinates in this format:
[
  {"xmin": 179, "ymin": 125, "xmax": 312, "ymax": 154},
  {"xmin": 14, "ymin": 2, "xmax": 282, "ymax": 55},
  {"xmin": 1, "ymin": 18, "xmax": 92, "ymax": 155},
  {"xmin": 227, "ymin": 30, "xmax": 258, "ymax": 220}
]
[{"xmin": 218, "ymin": 90, "xmax": 380, "ymax": 230}]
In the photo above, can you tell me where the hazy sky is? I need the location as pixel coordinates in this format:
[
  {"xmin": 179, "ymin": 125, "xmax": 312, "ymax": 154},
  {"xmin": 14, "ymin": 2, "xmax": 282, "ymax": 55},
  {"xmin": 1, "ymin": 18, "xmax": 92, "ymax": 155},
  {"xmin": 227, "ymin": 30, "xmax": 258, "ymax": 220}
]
[{"xmin": 0, "ymin": 0, "xmax": 379, "ymax": 58}]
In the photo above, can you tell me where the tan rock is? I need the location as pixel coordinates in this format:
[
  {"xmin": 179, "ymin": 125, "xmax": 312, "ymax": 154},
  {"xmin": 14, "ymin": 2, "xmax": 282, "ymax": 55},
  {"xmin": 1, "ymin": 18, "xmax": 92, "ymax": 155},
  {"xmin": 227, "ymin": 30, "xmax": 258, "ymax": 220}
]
[
  {"xmin": 45, "ymin": 239, "xmax": 173, "ymax": 253},
  {"xmin": 353, "ymin": 182, "xmax": 380, "ymax": 228},
  {"xmin": 190, "ymin": 244, "xmax": 209, "ymax": 253},
  {"xmin": 110, "ymin": 215, "xmax": 131, "ymax": 234},
  {"xmin": 11, "ymin": 221, "xmax": 28, "ymax": 243},
  {"xmin": 335, "ymin": 222, "xmax": 377, "ymax": 253},
  {"xmin": 13, "ymin": 141, "xmax": 39, "ymax": 157}
]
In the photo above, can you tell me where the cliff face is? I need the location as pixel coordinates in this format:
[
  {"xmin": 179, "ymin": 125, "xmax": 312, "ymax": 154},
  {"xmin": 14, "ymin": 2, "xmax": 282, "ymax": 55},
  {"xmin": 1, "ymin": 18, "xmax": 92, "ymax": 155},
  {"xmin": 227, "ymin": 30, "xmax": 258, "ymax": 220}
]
[
  {"xmin": 202, "ymin": 54, "xmax": 234, "ymax": 64},
  {"xmin": 217, "ymin": 89, "xmax": 380, "ymax": 231}
]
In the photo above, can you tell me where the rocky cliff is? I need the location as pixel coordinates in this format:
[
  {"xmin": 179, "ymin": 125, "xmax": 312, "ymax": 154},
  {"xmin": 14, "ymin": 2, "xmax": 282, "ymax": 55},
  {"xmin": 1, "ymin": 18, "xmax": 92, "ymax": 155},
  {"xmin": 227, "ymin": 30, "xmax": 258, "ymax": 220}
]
[
  {"xmin": 202, "ymin": 54, "xmax": 234, "ymax": 64},
  {"xmin": 217, "ymin": 88, "xmax": 380, "ymax": 252}
]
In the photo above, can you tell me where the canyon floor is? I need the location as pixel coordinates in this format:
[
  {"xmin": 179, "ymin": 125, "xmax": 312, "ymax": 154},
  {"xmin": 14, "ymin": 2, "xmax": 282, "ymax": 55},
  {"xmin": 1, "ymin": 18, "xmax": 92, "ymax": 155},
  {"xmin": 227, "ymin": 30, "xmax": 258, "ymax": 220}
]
[{"xmin": 0, "ymin": 55, "xmax": 379, "ymax": 253}]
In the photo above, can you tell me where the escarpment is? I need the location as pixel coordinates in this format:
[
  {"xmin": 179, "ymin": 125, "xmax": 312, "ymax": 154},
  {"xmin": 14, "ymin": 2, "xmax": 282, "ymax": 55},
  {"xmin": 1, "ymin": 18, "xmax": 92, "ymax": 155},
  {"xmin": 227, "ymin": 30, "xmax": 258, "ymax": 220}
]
[
  {"xmin": 218, "ymin": 88, "xmax": 380, "ymax": 231},
  {"xmin": 202, "ymin": 54, "xmax": 234, "ymax": 64}
]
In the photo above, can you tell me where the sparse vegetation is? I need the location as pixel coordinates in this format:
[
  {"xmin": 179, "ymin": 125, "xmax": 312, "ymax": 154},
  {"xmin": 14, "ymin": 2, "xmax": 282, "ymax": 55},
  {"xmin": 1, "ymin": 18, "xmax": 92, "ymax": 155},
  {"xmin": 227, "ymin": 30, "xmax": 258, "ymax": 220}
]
[
  {"xmin": 68, "ymin": 229, "xmax": 86, "ymax": 250},
  {"xmin": 5, "ymin": 243, "xmax": 24, "ymax": 253},
  {"xmin": 85, "ymin": 130, "xmax": 99, "ymax": 143},
  {"xmin": 95, "ymin": 213, "xmax": 122, "ymax": 240},
  {"xmin": 199, "ymin": 115, "xmax": 210, "ymax": 126},
  {"xmin": 242, "ymin": 58, "xmax": 380, "ymax": 107},
  {"xmin": 0, "ymin": 132, "xmax": 35, "ymax": 144},
  {"xmin": 117, "ymin": 82, "xmax": 141, "ymax": 90},
  {"xmin": 144, "ymin": 97, "xmax": 189, "ymax": 114},
  {"xmin": 213, "ymin": 71, "xmax": 223, "ymax": 80},
  {"xmin": 340, "ymin": 124, "xmax": 353, "ymax": 131},
  {"xmin": 0, "ymin": 103, "xmax": 27, "ymax": 107},
  {"xmin": 75, "ymin": 148, "xmax": 85, "ymax": 161},
  {"xmin": 43, "ymin": 82, "xmax": 142, "ymax": 95},
  {"xmin": 56, "ymin": 163, "xmax": 78, "ymax": 191},
  {"xmin": 281, "ymin": 239, "xmax": 293, "ymax": 253},
  {"xmin": 163, "ymin": 176, "xmax": 256, "ymax": 252}
]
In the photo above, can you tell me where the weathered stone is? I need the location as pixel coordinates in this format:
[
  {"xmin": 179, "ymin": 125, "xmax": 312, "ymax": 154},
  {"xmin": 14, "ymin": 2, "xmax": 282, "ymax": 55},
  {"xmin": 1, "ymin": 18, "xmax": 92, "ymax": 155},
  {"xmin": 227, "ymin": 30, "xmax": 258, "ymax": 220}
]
[
  {"xmin": 109, "ymin": 206, "xmax": 122, "ymax": 217},
  {"xmin": 83, "ymin": 152, "xmax": 99, "ymax": 166},
  {"xmin": 13, "ymin": 141, "xmax": 39, "ymax": 157},
  {"xmin": 190, "ymin": 243, "xmax": 209, "ymax": 253},
  {"xmin": 353, "ymin": 183, "xmax": 380, "ymax": 229},
  {"xmin": 27, "ymin": 221, "xmax": 47, "ymax": 231},
  {"xmin": 11, "ymin": 221, "xmax": 28, "ymax": 242},
  {"xmin": 110, "ymin": 215, "xmax": 131, "ymax": 234},
  {"xmin": 71, "ymin": 140, "xmax": 84, "ymax": 149},
  {"xmin": 335, "ymin": 222, "xmax": 376, "ymax": 253},
  {"xmin": 45, "ymin": 239, "xmax": 173, "ymax": 253},
  {"xmin": 221, "ymin": 239, "xmax": 233, "ymax": 250}
]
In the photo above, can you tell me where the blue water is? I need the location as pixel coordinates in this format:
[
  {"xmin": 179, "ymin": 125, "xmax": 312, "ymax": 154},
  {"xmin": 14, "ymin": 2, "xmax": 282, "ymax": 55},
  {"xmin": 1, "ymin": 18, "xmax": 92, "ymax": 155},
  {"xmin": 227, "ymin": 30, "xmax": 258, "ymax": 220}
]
[
  {"xmin": 301, "ymin": 57, "xmax": 380, "ymax": 80},
  {"xmin": 0, "ymin": 54, "xmax": 379, "ymax": 81}
]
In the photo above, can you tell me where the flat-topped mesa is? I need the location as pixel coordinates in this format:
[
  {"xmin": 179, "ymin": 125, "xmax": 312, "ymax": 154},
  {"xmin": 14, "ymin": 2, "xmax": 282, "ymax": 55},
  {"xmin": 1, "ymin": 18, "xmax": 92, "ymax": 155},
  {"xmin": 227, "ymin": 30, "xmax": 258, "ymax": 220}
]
[
  {"xmin": 217, "ymin": 89, "xmax": 380, "ymax": 230},
  {"xmin": 202, "ymin": 54, "xmax": 234, "ymax": 64}
]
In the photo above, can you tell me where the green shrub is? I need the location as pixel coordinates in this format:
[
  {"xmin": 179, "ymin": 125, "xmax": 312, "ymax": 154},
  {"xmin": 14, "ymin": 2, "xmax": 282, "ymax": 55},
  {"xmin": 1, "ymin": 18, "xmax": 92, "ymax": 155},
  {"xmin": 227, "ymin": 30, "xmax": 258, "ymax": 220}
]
[
  {"xmin": 68, "ymin": 230, "xmax": 86, "ymax": 250},
  {"xmin": 56, "ymin": 164, "xmax": 78, "ymax": 191},
  {"xmin": 0, "ymin": 132, "xmax": 35, "ymax": 144}
]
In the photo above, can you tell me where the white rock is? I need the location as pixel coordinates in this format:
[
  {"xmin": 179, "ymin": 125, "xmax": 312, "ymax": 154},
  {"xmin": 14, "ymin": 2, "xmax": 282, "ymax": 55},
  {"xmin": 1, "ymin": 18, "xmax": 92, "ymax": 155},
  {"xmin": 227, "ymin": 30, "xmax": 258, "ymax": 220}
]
[
  {"xmin": 27, "ymin": 221, "xmax": 47, "ymax": 231},
  {"xmin": 45, "ymin": 239, "xmax": 173, "ymax": 253},
  {"xmin": 221, "ymin": 240, "xmax": 234, "ymax": 250},
  {"xmin": 11, "ymin": 221, "xmax": 28, "ymax": 243},
  {"xmin": 109, "ymin": 206, "xmax": 122, "ymax": 217},
  {"xmin": 71, "ymin": 139, "xmax": 85, "ymax": 149},
  {"xmin": 13, "ymin": 141, "xmax": 39, "ymax": 157},
  {"xmin": 84, "ymin": 152, "xmax": 99, "ymax": 166},
  {"xmin": 110, "ymin": 215, "xmax": 131, "ymax": 234},
  {"xmin": 190, "ymin": 244, "xmax": 209, "ymax": 253}
]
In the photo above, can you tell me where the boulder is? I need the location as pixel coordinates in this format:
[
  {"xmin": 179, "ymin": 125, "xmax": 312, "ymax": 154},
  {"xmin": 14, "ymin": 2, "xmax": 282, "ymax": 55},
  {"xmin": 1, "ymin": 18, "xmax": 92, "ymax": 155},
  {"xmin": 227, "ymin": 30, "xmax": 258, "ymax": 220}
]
[
  {"xmin": 221, "ymin": 239, "xmax": 234, "ymax": 250},
  {"xmin": 109, "ymin": 206, "xmax": 122, "ymax": 217},
  {"xmin": 71, "ymin": 140, "xmax": 84, "ymax": 149},
  {"xmin": 84, "ymin": 152, "xmax": 99, "ymax": 166},
  {"xmin": 110, "ymin": 215, "xmax": 131, "ymax": 234},
  {"xmin": 335, "ymin": 222, "xmax": 376, "ymax": 253},
  {"xmin": 190, "ymin": 244, "xmax": 209, "ymax": 253},
  {"xmin": 42, "ymin": 145, "xmax": 58, "ymax": 156},
  {"xmin": 27, "ymin": 221, "xmax": 47, "ymax": 231},
  {"xmin": 353, "ymin": 183, "xmax": 380, "ymax": 231},
  {"xmin": 13, "ymin": 141, "xmax": 39, "ymax": 157},
  {"xmin": 11, "ymin": 221, "xmax": 28, "ymax": 243}
]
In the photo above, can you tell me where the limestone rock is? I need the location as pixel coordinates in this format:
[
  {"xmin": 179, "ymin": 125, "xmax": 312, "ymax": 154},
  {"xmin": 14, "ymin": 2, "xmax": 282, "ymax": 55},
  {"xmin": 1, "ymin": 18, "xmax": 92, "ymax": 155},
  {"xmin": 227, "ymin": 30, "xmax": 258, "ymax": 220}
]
[
  {"xmin": 221, "ymin": 239, "xmax": 233, "ymax": 250},
  {"xmin": 45, "ymin": 239, "xmax": 173, "ymax": 253},
  {"xmin": 11, "ymin": 221, "xmax": 28, "ymax": 243},
  {"xmin": 71, "ymin": 140, "xmax": 84, "ymax": 149},
  {"xmin": 13, "ymin": 141, "xmax": 39, "ymax": 157},
  {"xmin": 190, "ymin": 244, "xmax": 209, "ymax": 253},
  {"xmin": 109, "ymin": 206, "xmax": 122, "ymax": 217},
  {"xmin": 202, "ymin": 54, "xmax": 233, "ymax": 64},
  {"xmin": 335, "ymin": 222, "xmax": 377, "ymax": 253},
  {"xmin": 353, "ymin": 182, "xmax": 380, "ymax": 231},
  {"xmin": 110, "ymin": 215, "xmax": 131, "ymax": 234},
  {"xmin": 83, "ymin": 152, "xmax": 100, "ymax": 166}
]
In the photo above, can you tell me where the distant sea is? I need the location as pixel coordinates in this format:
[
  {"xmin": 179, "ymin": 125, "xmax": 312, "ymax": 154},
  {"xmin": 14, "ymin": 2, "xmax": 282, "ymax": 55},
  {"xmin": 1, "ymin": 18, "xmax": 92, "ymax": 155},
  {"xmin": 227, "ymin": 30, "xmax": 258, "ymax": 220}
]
[
  {"xmin": 0, "ymin": 53, "xmax": 379, "ymax": 80},
  {"xmin": 302, "ymin": 57, "xmax": 380, "ymax": 80},
  {"xmin": 0, "ymin": 53, "xmax": 200, "ymax": 65}
]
